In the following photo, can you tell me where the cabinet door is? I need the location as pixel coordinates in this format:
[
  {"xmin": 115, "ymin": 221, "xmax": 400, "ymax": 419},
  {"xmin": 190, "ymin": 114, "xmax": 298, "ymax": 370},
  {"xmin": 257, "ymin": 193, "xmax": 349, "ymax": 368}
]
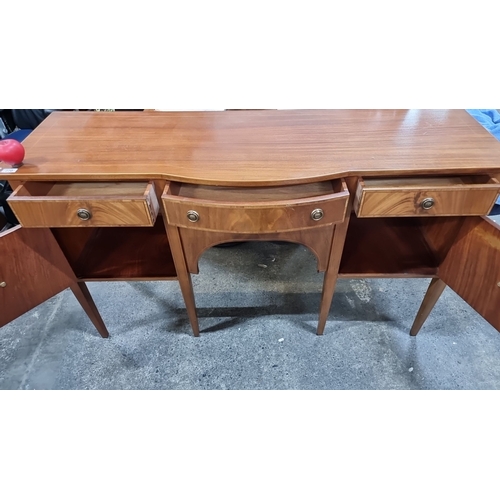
[
  {"xmin": 438, "ymin": 216, "xmax": 500, "ymax": 331},
  {"xmin": 0, "ymin": 226, "xmax": 74, "ymax": 327}
]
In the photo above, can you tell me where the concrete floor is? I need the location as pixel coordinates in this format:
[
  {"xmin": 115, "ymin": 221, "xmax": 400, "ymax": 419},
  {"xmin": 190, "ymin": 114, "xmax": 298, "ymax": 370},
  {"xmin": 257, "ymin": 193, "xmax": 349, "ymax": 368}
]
[{"xmin": 2, "ymin": 215, "xmax": 500, "ymax": 390}]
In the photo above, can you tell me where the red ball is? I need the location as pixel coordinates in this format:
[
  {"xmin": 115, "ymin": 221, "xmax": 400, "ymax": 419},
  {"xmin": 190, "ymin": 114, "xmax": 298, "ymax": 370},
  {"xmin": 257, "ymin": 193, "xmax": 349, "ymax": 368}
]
[{"xmin": 0, "ymin": 139, "xmax": 25, "ymax": 166}]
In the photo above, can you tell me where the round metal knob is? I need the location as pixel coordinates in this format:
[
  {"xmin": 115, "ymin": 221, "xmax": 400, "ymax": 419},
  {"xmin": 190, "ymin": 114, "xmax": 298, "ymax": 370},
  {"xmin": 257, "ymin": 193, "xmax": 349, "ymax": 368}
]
[
  {"xmin": 77, "ymin": 209, "xmax": 92, "ymax": 221},
  {"xmin": 311, "ymin": 208, "xmax": 324, "ymax": 221},
  {"xmin": 0, "ymin": 282, "xmax": 6, "ymax": 288},
  {"xmin": 420, "ymin": 198, "xmax": 435, "ymax": 210},
  {"xmin": 187, "ymin": 210, "xmax": 200, "ymax": 223}
]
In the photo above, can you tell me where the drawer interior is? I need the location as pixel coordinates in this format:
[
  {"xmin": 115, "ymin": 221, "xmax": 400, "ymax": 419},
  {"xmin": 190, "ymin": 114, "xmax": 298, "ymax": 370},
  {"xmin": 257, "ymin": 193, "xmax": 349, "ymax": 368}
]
[
  {"xmin": 359, "ymin": 175, "xmax": 499, "ymax": 190},
  {"xmin": 168, "ymin": 179, "xmax": 345, "ymax": 201},
  {"xmin": 14, "ymin": 181, "xmax": 152, "ymax": 198}
]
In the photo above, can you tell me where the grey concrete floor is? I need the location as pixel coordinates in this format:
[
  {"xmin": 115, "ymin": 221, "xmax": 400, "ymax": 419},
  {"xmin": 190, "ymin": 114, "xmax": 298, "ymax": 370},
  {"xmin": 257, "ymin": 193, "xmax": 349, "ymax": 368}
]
[{"xmin": 2, "ymin": 215, "xmax": 500, "ymax": 390}]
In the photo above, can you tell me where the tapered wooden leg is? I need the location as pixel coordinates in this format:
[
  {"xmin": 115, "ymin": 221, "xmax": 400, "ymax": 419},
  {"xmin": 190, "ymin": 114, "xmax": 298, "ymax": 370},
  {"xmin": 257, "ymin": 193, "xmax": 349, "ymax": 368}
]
[
  {"xmin": 165, "ymin": 224, "xmax": 200, "ymax": 336},
  {"xmin": 410, "ymin": 278, "xmax": 447, "ymax": 336},
  {"xmin": 317, "ymin": 218, "xmax": 351, "ymax": 335},
  {"xmin": 69, "ymin": 282, "xmax": 109, "ymax": 338}
]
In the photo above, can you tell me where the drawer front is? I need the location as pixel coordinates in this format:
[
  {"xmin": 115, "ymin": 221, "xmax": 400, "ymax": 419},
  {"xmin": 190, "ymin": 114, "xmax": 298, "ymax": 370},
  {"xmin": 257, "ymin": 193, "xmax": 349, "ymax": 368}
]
[
  {"xmin": 354, "ymin": 176, "xmax": 500, "ymax": 217},
  {"xmin": 8, "ymin": 182, "xmax": 159, "ymax": 228},
  {"xmin": 162, "ymin": 181, "xmax": 349, "ymax": 233}
]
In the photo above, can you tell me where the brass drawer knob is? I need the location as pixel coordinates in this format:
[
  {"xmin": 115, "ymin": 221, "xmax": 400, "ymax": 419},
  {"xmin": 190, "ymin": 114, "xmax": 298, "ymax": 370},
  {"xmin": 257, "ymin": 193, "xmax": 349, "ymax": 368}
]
[
  {"xmin": 0, "ymin": 281, "xmax": 6, "ymax": 288},
  {"xmin": 311, "ymin": 208, "xmax": 324, "ymax": 221},
  {"xmin": 421, "ymin": 198, "xmax": 435, "ymax": 210},
  {"xmin": 187, "ymin": 210, "xmax": 200, "ymax": 223},
  {"xmin": 77, "ymin": 209, "xmax": 92, "ymax": 221}
]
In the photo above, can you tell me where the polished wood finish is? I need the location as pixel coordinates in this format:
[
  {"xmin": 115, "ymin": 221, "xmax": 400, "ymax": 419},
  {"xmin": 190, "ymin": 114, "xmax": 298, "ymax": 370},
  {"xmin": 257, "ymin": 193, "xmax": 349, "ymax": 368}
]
[
  {"xmin": 179, "ymin": 225, "xmax": 336, "ymax": 274},
  {"xmin": 165, "ymin": 179, "xmax": 350, "ymax": 334},
  {"xmin": 0, "ymin": 225, "xmax": 108, "ymax": 337},
  {"xmin": 4, "ymin": 110, "xmax": 500, "ymax": 186},
  {"xmin": 173, "ymin": 181, "xmax": 339, "ymax": 201},
  {"xmin": 69, "ymin": 282, "xmax": 109, "ymax": 338},
  {"xmin": 0, "ymin": 226, "xmax": 74, "ymax": 327},
  {"xmin": 410, "ymin": 278, "xmax": 447, "ymax": 336},
  {"xmin": 419, "ymin": 217, "xmax": 466, "ymax": 265},
  {"xmin": 162, "ymin": 180, "xmax": 349, "ymax": 233},
  {"xmin": 163, "ymin": 222, "xmax": 200, "ymax": 336},
  {"xmin": 51, "ymin": 217, "xmax": 177, "ymax": 281},
  {"xmin": 354, "ymin": 176, "xmax": 500, "ymax": 217},
  {"xmin": 173, "ymin": 218, "xmax": 351, "ymax": 335},
  {"xmin": 339, "ymin": 216, "xmax": 439, "ymax": 278},
  {"xmin": 174, "ymin": 224, "xmax": 343, "ymax": 335},
  {"xmin": 8, "ymin": 181, "xmax": 159, "ymax": 227},
  {"xmin": 317, "ymin": 194, "xmax": 354, "ymax": 334},
  {"xmin": 437, "ymin": 216, "xmax": 500, "ymax": 332},
  {"xmin": 3, "ymin": 110, "xmax": 500, "ymax": 339}
]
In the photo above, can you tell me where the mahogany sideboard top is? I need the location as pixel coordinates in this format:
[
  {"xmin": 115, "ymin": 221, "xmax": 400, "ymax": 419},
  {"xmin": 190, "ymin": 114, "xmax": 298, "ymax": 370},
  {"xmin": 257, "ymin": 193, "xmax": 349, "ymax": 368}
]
[{"xmin": 3, "ymin": 110, "xmax": 500, "ymax": 185}]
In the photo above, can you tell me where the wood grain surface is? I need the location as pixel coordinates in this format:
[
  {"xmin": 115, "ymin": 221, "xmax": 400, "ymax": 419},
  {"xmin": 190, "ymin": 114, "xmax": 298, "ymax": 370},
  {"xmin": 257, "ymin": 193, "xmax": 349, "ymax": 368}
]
[
  {"xmin": 52, "ymin": 217, "xmax": 177, "ymax": 281},
  {"xmin": 8, "ymin": 181, "xmax": 159, "ymax": 228},
  {"xmin": 174, "ymin": 219, "xmax": 344, "ymax": 335},
  {"xmin": 437, "ymin": 216, "xmax": 500, "ymax": 331},
  {"xmin": 419, "ymin": 217, "xmax": 466, "ymax": 265},
  {"xmin": 4, "ymin": 110, "xmax": 500, "ymax": 186},
  {"xmin": 178, "ymin": 225, "xmax": 337, "ymax": 274},
  {"xmin": 0, "ymin": 225, "xmax": 109, "ymax": 337},
  {"xmin": 162, "ymin": 180, "xmax": 349, "ymax": 233},
  {"xmin": 339, "ymin": 216, "xmax": 439, "ymax": 277},
  {"xmin": 354, "ymin": 176, "xmax": 500, "ymax": 217},
  {"xmin": 0, "ymin": 226, "xmax": 74, "ymax": 326},
  {"xmin": 410, "ymin": 278, "xmax": 447, "ymax": 336}
]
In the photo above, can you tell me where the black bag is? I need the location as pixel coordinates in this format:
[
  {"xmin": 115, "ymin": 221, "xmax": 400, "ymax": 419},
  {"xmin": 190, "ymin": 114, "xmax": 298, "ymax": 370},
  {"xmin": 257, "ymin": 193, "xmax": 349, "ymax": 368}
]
[
  {"xmin": 0, "ymin": 181, "xmax": 18, "ymax": 227},
  {"xmin": 10, "ymin": 109, "xmax": 54, "ymax": 130}
]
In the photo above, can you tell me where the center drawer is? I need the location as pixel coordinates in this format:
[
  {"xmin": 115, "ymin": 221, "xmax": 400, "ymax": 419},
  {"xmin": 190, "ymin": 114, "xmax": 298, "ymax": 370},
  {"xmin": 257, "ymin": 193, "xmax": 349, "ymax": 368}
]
[
  {"xmin": 162, "ymin": 180, "xmax": 349, "ymax": 233},
  {"xmin": 354, "ymin": 175, "xmax": 500, "ymax": 217},
  {"xmin": 8, "ymin": 181, "xmax": 160, "ymax": 227}
]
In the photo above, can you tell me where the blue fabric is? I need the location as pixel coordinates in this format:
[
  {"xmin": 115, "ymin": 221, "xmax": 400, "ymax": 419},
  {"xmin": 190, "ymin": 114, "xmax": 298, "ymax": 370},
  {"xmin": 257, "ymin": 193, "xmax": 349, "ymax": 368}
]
[
  {"xmin": 5, "ymin": 129, "xmax": 33, "ymax": 142},
  {"xmin": 466, "ymin": 109, "xmax": 500, "ymax": 209},
  {"xmin": 466, "ymin": 109, "xmax": 500, "ymax": 141}
]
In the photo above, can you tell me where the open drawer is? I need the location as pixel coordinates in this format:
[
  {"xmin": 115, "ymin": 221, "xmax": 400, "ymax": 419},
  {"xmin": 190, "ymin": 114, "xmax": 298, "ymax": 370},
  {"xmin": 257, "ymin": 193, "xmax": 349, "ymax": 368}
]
[
  {"xmin": 162, "ymin": 179, "xmax": 349, "ymax": 233},
  {"xmin": 7, "ymin": 181, "xmax": 159, "ymax": 228},
  {"xmin": 354, "ymin": 175, "xmax": 500, "ymax": 217}
]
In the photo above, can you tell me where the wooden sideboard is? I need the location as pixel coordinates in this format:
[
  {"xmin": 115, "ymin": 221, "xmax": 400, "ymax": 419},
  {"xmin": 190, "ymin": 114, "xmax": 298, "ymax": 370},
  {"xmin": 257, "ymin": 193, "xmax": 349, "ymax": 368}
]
[{"xmin": 1, "ymin": 110, "xmax": 500, "ymax": 337}]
